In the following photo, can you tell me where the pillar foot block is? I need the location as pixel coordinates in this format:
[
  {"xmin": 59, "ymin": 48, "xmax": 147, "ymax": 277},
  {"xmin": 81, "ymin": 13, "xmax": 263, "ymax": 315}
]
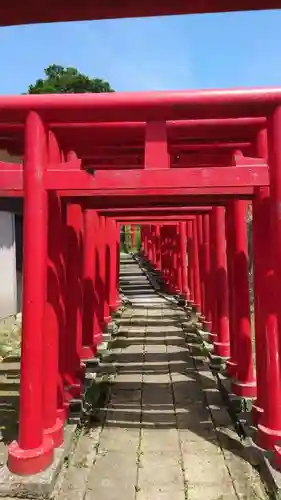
[
  {"xmin": 207, "ymin": 331, "xmax": 218, "ymax": 341},
  {"xmin": 251, "ymin": 402, "xmax": 264, "ymax": 426},
  {"xmin": 274, "ymin": 444, "xmax": 281, "ymax": 470},
  {"xmin": 226, "ymin": 360, "xmax": 238, "ymax": 378},
  {"xmin": 44, "ymin": 418, "xmax": 64, "ymax": 448},
  {"xmin": 57, "ymin": 404, "xmax": 69, "ymax": 422},
  {"xmin": 202, "ymin": 320, "xmax": 212, "ymax": 332},
  {"xmin": 258, "ymin": 423, "xmax": 281, "ymax": 450},
  {"xmin": 103, "ymin": 316, "xmax": 112, "ymax": 327},
  {"xmin": 77, "ymin": 363, "xmax": 86, "ymax": 380},
  {"xmin": 0, "ymin": 426, "xmax": 77, "ymax": 496},
  {"xmin": 64, "ymin": 383, "xmax": 82, "ymax": 400},
  {"xmin": 213, "ymin": 341, "xmax": 231, "ymax": 359},
  {"xmin": 232, "ymin": 379, "xmax": 256, "ymax": 398},
  {"xmin": 81, "ymin": 345, "xmax": 94, "ymax": 360},
  {"xmin": 110, "ymin": 300, "xmax": 122, "ymax": 313},
  {"xmin": 8, "ymin": 435, "xmax": 54, "ymax": 476}
]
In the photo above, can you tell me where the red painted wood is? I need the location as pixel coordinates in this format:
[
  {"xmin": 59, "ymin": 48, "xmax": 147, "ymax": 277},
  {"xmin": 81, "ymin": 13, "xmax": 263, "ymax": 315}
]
[
  {"xmin": 0, "ymin": 0, "xmax": 279, "ymax": 27},
  {"xmin": 45, "ymin": 166, "xmax": 269, "ymax": 191},
  {"xmin": 0, "ymin": 89, "xmax": 278, "ymax": 123},
  {"xmin": 145, "ymin": 121, "xmax": 169, "ymax": 170}
]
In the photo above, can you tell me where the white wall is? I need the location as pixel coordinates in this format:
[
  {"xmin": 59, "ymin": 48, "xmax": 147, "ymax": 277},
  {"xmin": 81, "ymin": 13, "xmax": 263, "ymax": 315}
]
[
  {"xmin": 0, "ymin": 150, "xmax": 23, "ymax": 318},
  {"xmin": 0, "ymin": 212, "xmax": 17, "ymax": 319}
]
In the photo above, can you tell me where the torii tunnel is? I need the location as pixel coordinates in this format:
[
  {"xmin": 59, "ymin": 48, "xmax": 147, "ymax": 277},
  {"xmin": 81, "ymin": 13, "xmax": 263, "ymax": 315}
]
[{"xmin": 1, "ymin": 87, "xmax": 281, "ymax": 476}]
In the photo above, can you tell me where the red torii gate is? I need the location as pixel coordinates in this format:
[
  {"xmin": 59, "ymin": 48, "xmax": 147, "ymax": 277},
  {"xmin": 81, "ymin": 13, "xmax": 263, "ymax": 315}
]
[
  {"xmin": 0, "ymin": 89, "xmax": 281, "ymax": 477},
  {"xmin": 115, "ymin": 207, "xmax": 245, "ymax": 362}
]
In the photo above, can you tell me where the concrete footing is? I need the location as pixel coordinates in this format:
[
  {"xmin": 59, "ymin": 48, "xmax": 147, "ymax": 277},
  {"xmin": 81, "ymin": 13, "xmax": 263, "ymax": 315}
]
[{"xmin": 0, "ymin": 426, "xmax": 76, "ymax": 498}]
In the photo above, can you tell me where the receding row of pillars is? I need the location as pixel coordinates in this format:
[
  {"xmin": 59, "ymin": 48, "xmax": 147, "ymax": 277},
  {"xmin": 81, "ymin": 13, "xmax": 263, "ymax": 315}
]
[
  {"xmin": 138, "ymin": 195, "xmax": 281, "ymax": 468},
  {"xmin": 10, "ymin": 201, "xmax": 121, "ymax": 475},
  {"xmin": 7, "ymin": 113, "xmax": 281, "ymax": 476},
  {"xmin": 8, "ymin": 113, "xmax": 121, "ymax": 475}
]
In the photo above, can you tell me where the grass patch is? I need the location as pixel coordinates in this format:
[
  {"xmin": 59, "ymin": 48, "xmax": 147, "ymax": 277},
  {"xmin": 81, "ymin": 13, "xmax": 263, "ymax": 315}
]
[{"xmin": 0, "ymin": 317, "xmax": 21, "ymax": 360}]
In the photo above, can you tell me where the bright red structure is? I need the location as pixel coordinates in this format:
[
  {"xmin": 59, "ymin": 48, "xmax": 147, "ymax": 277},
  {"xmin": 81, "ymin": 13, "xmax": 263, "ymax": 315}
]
[
  {"xmin": 1, "ymin": 0, "xmax": 281, "ymax": 478},
  {"xmin": 0, "ymin": 0, "xmax": 280, "ymax": 26},
  {"xmin": 0, "ymin": 88, "xmax": 281, "ymax": 476},
  {"xmin": 0, "ymin": 0, "xmax": 280, "ymax": 484}
]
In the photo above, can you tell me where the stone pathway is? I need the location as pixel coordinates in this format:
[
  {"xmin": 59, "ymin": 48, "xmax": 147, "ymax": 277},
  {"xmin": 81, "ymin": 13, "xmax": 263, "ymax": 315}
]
[{"xmin": 55, "ymin": 254, "xmax": 268, "ymax": 500}]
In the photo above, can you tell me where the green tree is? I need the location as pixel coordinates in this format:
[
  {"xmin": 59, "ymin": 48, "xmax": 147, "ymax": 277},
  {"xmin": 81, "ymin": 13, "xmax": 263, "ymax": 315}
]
[{"xmin": 27, "ymin": 64, "xmax": 114, "ymax": 94}]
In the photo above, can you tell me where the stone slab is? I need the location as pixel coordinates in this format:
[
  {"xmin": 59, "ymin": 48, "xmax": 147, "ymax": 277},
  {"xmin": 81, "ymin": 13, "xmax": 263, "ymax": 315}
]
[
  {"xmin": 138, "ymin": 452, "xmax": 183, "ymax": 489},
  {"xmin": 85, "ymin": 451, "xmax": 137, "ymax": 500},
  {"xmin": 59, "ymin": 254, "xmax": 270, "ymax": 500}
]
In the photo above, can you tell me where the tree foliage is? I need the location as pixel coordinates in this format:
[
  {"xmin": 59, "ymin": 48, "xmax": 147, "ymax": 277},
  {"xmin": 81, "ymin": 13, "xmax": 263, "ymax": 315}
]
[{"xmin": 27, "ymin": 64, "xmax": 114, "ymax": 94}]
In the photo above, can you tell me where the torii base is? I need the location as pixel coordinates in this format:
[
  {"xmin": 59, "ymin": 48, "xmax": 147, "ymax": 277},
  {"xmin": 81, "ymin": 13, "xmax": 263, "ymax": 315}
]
[
  {"xmin": 1, "ymin": 425, "xmax": 76, "ymax": 497},
  {"xmin": 8, "ymin": 435, "xmax": 54, "ymax": 475}
]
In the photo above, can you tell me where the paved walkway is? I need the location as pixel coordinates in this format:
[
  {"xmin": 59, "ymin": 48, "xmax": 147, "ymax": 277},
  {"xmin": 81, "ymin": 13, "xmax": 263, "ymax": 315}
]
[{"xmin": 56, "ymin": 254, "xmax": 267, "ymax": 500}]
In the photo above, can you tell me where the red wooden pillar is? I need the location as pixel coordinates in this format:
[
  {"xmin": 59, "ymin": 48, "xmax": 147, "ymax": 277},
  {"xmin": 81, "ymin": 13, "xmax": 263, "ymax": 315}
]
[
  {"xmin": 148, "ymin": 225, "xmax": 153, "ymax": 263},
  {"xmin": 167, "ymin": 226, "xmax": 172, "ymax": 290},
  {"xmin": 225, "ymin": 204, "xmax": 238, "ymax": 377},
  {"xmin": 93, "ymin": 211, "xmax": 103, "ymax": 347},
  {"xmin": 109, "ymin": 219, "xmax": 118, "ymax": 313},
  {"xmin": 176, "ymin": 224, "xmax": 183, "ymax": 294},
  {"xmin": 254, "ymin": 191, "xmax": 281, "ymax": 449},
  {"xmin": 192, "ymin": 218, "xmax": 201, "ymax": 311},
  {"xmin": 8, "ymin": 112, "xmax": 54, "ymax": 475},
  {"xmin": 171, "ymin": 226, "xmax": 178, "ymax": 293},
  {"xmin": 144, "ymin": 225, "xmax": 148, "ymax": 259},
  {"xmin": 155, "ymin": 224, "xmax": 162, "ymax": 271},
  {"xmin": 140, "ymin": 226, "xmax": 144, "ymax": 254},
  {"xmin": 165, "ymin": 227, "xmax": 169, "ymax": 287},
  {"xmin": 104, "ymin": 217, "xmax": 112, "ymax": 324},
  {"xmin": 179, "ymin": 221, "xmax": 189, "ymax": 301},
  {"xmin": 211, "ymin": 207, "xmax": 230, "ymax": 358},
  {"xmin": 257, "ymin": 110, "xmax": 281, "ymax": 457},
  {"xmin": 57, "ymin": 195, "xmax": 69, "ymax": 419},
  {"xmin": 93, "ymin": 214, "xmax": 105, "ymax": 346},
  {"xmin": 143, "ymin": 226, "xmax": 148, "ymax": 257},
  {"xmin": 210, "ymin": 213, "xmax": 218, "ymax": 342},
  {"xmin": 99, "ymin": 215, "xmax": 111, "ymax": 326},
  {"xmin": 165, "ymin": 226, "xmax": 172, "ymax": 291},
  {"xmin": 166, "ymin": 226, "xmax": 173, "ymax": 293},
  {"xmin": 187, "ymin": 220, "xmax": 195, "ymax": 304},
  {"xmin": 202, "ymin": 214, "xmax": 212, "ymax": 331},
  {"xmin": 197, "ymin": 215, "xmax": 205, "ymax": 316},
  {"xmin": 160, "ymin": 226, "xmax": 167, "ymax": 284},
  {"xmin": 151, "ymin": 225, "xmax": 156, "ymax": 267},
  {"xmin": 62, "ymin": 150, "xmax": 84, "ymax": 398},
  {"xmin": 170, "ymin": 226, "xmax": 175, "ymax": 291},
  {"xmin": 42, "ymin": 130, "xmax": 65, "ymax": 449},
  {"xmin": 140, "ymin": 226, "xmax": 144, "ymax": 253},
  {"xmin": 165, "ymin": 226, "xmax": 171, "ymax": 289},
  {"xmin": 64, "ymin": 199, "xmax": 84, "ymax": 396},
  {"xmin": 115, "ymin": 221, "xmax": 121, "ymax": 309},
  {"xmin": 146, "ymin": 225, "xmax": 150, "ymax": 259},
  {"xmin": 162, "ymin": 226, "xmax": 167, "ymax": 286},
  {"xmin": 231, "ymin": 200, "xmax": 256, "ymax": 398},
  {"xmin": 131, "ymin": 224, "xmax": 136, "ymax": 251},
  {"xmin": 81, "ymin": 209, "xmax": 96, "ymax": 359},
  {"xmin": 251, "ymin": 129, "xmax": 268, "ymax": 425}
]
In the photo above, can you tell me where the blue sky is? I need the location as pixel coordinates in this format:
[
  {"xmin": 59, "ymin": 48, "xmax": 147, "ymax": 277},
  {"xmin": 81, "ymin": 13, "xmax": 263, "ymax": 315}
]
[{"xmin": 0, "ymin": 9, "xmax": 280, "ymax": 94}]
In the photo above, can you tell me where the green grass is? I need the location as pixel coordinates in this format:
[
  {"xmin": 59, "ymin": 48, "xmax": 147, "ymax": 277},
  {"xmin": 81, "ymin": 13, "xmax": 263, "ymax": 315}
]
[{"xmin": 0, "ymin": 319, "xmax": 21, "ymax": 360}]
